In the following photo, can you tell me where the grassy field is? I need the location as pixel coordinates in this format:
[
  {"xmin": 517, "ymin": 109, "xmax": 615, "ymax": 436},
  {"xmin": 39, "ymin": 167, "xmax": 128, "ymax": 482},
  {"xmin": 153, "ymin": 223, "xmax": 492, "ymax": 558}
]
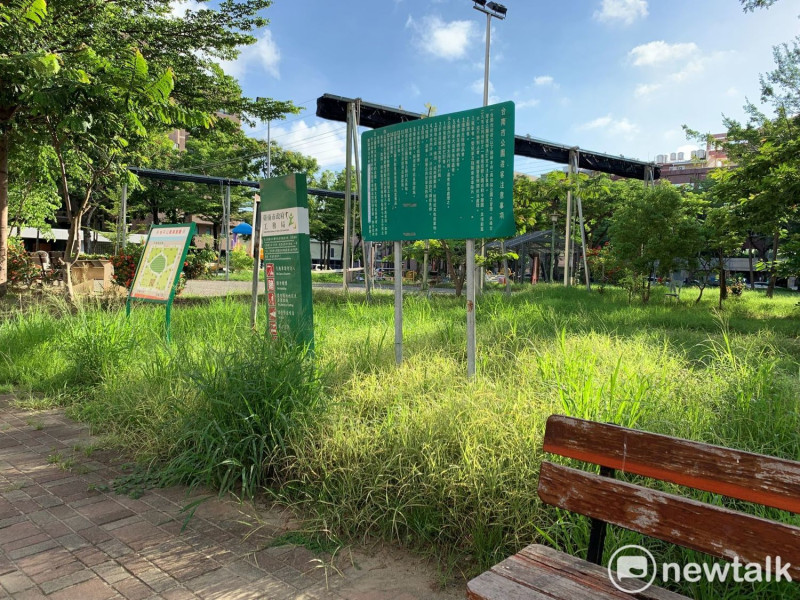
[{"xmin": 2, "ymin": 285, "xmax": 799, "ymax": 597}]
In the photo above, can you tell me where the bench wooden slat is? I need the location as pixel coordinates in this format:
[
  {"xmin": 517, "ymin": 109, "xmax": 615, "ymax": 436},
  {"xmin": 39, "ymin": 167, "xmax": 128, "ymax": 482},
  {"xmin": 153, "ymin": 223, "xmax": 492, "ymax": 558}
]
[
  {"xmin": 538, "ymin": 461, "xmax": 800, "ymax": 580},
  {"xmin": 542, "ymin": 415, "xmax": 800, "ymax": 514},
  {"xmin": 467, "ymin": 544, "xmax": 689, "ymax": 600}
]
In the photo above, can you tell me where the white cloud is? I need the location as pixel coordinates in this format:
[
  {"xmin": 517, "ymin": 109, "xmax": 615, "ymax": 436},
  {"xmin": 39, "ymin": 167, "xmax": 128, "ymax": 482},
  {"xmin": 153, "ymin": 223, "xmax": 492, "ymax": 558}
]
[
  {"xmin": 629, "ymin": 41, "xmax": 698, "ymax": 67},
  {"xmin": 634, "ymin": 83, "xmax": 662, "ymax": 97},
  {"xmin": 516, "ymin": 99, "xmax": 540, "ymax": 109},
  {"xmin": 220, "ymin": 31, "xmax": 281, "ymax": 80},
  {"xmin": 265, "ymin": 119, "xmax": 348, "ymax": 171},
  {"xmin": 578, "ymin": 114, "xmax": 640, "ymax": 138},
  {"xmin": 580, "ymin": 115, "xmax": 613, "ymax": 130},
  {"xmin": 410, "ymin": 83, "xmax": 421, "ymax": 97},
  {"xmin": 169, "ymin": 0, "xmax": 202, "ymax": 18},
  {"xmin": 471, "ymin": 78, "xmax": 495, "ymax": 96},
  {"xmin": 594, "ymin": 0, "xmax": 648, "ymax": 25},
  {"xmin": 534, "ymin": 75, "xmax": 555, "ymax": 86},
  {"xmin": 407, "ymin": 15, "xmax": 477, "ymax": 61},
  {"xmin": 726, "ymin": 86, "xmax": 739, "ymax": 97}
]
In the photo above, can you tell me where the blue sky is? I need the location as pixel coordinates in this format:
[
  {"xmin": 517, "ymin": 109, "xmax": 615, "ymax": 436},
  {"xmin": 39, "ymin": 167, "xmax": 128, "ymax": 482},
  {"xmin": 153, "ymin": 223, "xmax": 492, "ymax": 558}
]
[{"xmin": 177, "ymin": 0, "xmax": 799, "ymax": 178}]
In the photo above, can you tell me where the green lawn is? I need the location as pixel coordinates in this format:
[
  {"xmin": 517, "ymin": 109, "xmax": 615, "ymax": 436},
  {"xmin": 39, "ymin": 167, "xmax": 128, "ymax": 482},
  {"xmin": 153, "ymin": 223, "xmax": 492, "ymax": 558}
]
[{"xmin": 1, "ymin": 285, "xmax": 799, "ymax": 597}]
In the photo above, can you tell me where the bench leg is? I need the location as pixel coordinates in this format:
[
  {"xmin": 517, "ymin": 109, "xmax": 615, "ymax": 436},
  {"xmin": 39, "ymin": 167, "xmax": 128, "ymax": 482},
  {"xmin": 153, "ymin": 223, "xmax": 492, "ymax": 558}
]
[{"xmin": 586, "ymin": 465, "xmax": 615, "ymax": 565}]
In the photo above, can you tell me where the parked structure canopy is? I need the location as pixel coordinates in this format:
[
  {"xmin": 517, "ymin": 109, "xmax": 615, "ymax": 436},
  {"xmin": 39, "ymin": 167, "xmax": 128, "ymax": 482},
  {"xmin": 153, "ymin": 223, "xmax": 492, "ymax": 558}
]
[{"xmin": 316, "ymin": 93, "xmax": 660, "ymax": 181}]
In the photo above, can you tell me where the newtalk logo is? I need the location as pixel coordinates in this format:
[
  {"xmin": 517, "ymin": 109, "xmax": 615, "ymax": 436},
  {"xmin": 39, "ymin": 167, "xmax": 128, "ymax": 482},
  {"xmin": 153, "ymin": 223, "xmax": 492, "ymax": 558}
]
[{"xmin": 608, "ymin": 545, "xmax": 792, "ymax": 594}]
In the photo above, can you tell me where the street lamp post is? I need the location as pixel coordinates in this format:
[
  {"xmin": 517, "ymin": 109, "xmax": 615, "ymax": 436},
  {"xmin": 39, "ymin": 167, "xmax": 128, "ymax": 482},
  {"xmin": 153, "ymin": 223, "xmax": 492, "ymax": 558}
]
[{"xmin": 472, "ymin": 0, "xmax": 507, "ymax": 296}]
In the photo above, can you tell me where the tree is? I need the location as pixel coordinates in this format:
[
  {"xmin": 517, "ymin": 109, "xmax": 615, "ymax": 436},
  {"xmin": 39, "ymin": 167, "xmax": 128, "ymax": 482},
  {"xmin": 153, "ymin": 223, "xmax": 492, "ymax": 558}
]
[
  {"xmin": 1, "ymin": 0, "xmax": 298, "ymax": 298},
  {"xmin": 309, "ymin": 170, "xmax": 345, "ymax": 268},
  {"xmin": 608, "ymin": 183, "xmax": 702, "ymax": 302},
  {"xmin": 0, "ymin": 0, "xmax": 58, "ymax": 296}
]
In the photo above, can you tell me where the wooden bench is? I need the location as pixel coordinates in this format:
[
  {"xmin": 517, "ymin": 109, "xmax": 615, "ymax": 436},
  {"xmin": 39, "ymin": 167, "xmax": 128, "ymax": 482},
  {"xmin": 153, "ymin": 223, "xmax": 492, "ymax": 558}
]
[{"xmin": 467, "ymin": 415, "xmax": 800, "ymax": 599}]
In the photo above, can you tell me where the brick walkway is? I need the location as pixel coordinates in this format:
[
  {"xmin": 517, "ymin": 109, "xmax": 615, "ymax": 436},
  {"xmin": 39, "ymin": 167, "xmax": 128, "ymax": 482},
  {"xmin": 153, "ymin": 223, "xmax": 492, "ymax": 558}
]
[{"xmin": 0, "ymin": 399, "xmax": 462, "ymax": 599}]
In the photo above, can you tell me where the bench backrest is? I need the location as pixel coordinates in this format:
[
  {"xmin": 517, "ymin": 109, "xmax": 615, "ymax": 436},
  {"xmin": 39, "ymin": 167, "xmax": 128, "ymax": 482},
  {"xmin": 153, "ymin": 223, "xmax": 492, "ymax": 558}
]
[{"xmin": 538, "ymin": 415, "xmax": 800, "ymax": 579}]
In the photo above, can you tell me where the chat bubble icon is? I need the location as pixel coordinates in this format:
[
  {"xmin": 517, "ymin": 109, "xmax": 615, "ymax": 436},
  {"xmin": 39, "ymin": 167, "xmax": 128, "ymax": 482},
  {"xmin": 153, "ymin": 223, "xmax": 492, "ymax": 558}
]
[{"xmin": 616, "ymin": 555, "xmax": 649, "ymax": 579}]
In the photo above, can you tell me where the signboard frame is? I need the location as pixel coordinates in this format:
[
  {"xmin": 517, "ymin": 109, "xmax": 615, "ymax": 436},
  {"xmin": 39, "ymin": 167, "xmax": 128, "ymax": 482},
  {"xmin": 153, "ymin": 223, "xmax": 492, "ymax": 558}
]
[
  {"xmin": 360, "ymin": 101, "xmax": 515, "ymax": 242},
  {"xmin": 125, "ymin": 222, "xmax": 195, "ymax": 342}
]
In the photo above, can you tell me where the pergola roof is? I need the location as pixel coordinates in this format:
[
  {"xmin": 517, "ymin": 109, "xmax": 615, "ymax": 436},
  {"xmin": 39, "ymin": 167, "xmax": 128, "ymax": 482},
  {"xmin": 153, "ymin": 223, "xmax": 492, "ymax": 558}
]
[
  {"xmin": 127, "ymin": 167, "xmax": 346, "ymax": 199},
  {"xmin": 316, "ymin": 93, "xmax": 660, "ymax": 181},
  {"xmin": 486, "ymin": 229, "xmax": 563, "ymax": 250}
]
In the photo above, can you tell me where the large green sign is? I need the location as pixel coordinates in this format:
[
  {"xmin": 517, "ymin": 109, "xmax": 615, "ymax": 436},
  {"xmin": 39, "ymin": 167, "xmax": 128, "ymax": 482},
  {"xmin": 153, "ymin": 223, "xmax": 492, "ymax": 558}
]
[
  {"xmin": 361, "ymin": 101, "xmax": 515, "ymax": 241},
  {"xmin": 260, "ymin": 174, "xmax": 314, "ymax": 347}
]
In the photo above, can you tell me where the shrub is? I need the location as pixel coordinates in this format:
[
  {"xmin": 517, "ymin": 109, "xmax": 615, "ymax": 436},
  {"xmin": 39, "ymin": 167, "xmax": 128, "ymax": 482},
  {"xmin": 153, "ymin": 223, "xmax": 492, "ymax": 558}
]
[
  {"xmin": 730, "ymin": 277, "xmax": 745, "ymax": 297},
  {"xmin": 183, "ymin": 248, "xmax": 217, "ymax": 280},
  {"xmin": 8, "ymin": 238, "xmax": 40, "ymax": 288},
  {"xmin": 229, "ymin": 246, "xmax": 254, "ymax": 272},
  {"xmin": 110, "ymin": 245, "xmax": 144, "ymax": 289}
]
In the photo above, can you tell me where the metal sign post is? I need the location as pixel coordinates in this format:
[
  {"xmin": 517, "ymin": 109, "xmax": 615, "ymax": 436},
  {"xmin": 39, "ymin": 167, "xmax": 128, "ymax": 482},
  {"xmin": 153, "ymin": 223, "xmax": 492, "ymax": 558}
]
[
  {"xmin": 394, "ymin": 240, "xmax": 402, "ymax": 365},
  {"xmin": 466, "ymin": 238, "xmax": 476, "ymax": 376},
  {"xmin": 250, "ymin": 197, "xmax": 261, "ymax": 330}
]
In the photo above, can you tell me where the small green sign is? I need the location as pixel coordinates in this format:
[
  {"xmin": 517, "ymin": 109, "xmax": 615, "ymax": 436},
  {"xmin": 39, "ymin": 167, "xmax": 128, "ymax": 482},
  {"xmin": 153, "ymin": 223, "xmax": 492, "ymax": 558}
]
[
  {"xmin": 361, "ymin": 101, "xmax": 515, "ymax": 241},
  {"xmin": 260, "ymin": 174, "xmax": 314, "ymax": 348}
]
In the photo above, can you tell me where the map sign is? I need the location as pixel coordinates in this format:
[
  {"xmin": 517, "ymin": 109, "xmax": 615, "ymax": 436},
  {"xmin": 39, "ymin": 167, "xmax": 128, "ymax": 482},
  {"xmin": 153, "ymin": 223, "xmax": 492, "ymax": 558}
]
[
  {"xmin": 260, "ymin": 174, "xmax": 313, "ymax": 347},
  {"xmin": 130, "ymin": 224, "xmax": 195, "ymax": 302},
  {"xmin": 361, "ymin": 101, "xmax": 515, "ymax": 242}
]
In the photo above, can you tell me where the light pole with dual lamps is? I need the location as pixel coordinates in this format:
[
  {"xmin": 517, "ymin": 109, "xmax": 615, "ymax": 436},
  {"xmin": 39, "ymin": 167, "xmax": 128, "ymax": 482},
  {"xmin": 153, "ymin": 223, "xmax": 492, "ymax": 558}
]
[
  {"xmin": 465, "ymin": 0, "xmax": 507, "ymax": 376},
  {"xmin": 471, "ymin": 1, "xmax": 509, "ymax": 296}
]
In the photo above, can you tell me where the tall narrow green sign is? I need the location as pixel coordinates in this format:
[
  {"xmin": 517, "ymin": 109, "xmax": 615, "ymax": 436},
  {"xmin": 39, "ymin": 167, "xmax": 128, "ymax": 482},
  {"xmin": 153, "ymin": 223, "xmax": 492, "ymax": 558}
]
[
  {"xmin": 260, "ymin": 174, "xmax": 314, "ymax": 347},
  {"xmin": 126, "ymin": 223, "xmax": 195, "ymax": 342},
  {"xmin": 361, "ymin": 101, "xmax": 515, "ymax": 241}
]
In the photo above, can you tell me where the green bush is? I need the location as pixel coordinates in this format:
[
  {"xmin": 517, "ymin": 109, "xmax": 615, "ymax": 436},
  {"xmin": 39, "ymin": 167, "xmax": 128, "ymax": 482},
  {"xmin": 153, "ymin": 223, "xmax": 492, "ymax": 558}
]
[
  {"xmin": 110, "ymin": 245, "xmax": 144, "ymax": 289},
  {"xmin": 184, "ymin": 248, "xmax": 217, "ymax": 279},
  {"xmin": 8, "ymin": 237, "xmax": 40, "ymax": 287},
  {"xmin": 229, "ymin": 246, "xmax": 254, "ymax": 272}
]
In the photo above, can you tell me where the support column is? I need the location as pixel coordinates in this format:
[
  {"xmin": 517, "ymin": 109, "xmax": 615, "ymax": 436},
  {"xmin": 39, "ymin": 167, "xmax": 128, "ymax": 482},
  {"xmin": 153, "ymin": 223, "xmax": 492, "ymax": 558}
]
[
  {"xmin": 224, "ymin": 183, "xmax": 231, "ymax": 281},
  {"xmin": 342, "ymin": 103, "xmax": 354, "ymax": 292},
  {"xmin": 563, "ymin": 149, "xmax": 577, "ymax": 286}
]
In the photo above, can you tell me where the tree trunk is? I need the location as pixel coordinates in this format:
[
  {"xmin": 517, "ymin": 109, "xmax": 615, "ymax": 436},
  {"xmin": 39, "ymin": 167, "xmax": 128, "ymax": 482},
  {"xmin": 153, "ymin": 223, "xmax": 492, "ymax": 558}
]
[
  {"xmin": 695, "ymin": 284, "xmax": 705, "ymax": 305},
  {"xmin": 767, "ymin": 229, "xmax": 779, "ymax": 299},
  {"xmin": 747, "ymin": 233, "xmax": 755, "ymax": 290},
  {"xmin": 718, "ymin": 249, "xmax": 728, "ymax": 309},
  {"xmin": 0, "ymin": 126, "xmax": 8, "ymax": 297}
]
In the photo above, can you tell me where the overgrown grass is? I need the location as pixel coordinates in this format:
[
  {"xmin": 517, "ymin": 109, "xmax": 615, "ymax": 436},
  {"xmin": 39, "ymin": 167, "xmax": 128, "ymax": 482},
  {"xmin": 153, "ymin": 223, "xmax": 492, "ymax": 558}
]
[{"xmin": 2, "ymin": 285, "xmax": 800, "ymax": 597}]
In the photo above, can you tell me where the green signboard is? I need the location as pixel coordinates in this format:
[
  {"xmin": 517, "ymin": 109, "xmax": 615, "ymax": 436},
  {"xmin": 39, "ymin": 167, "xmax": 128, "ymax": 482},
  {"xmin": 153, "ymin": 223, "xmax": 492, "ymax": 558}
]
[
  {"xmin": 126, "ymin": 223, "xmax": 195, "ymax": 342},
  {"xmin": 260, "ymin": 174, "xmax": 314, "ymax": 347},
  {"xmin": 361, "ymin": 101, "xmax": 515, "ymax": 241}
]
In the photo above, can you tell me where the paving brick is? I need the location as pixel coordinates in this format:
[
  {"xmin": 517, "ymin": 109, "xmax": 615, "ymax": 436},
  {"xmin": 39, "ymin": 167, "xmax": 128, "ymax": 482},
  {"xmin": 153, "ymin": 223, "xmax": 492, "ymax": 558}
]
[
  {"xmin": 113, "ymin": 577, "xmax": 154, "ymax": 600},
  {"xmin": 0, "ymin": 520, "xmax": 41, "ymax": 544},
  {"xmin": 160, "ymin": 587, "xmax": 198, "ymax": 600},
  {"xmin": 0, "ymin": 570, "xmax": 36, "ymax": 594},
  {"xmin": 8, "ymin": 537, "xmax": 59, "ymax": 560},
  {"xmin": 47, "ymin": 576, "xmax": 116, "ymax": 600},
  {"xmin": 13, "ymin": 546, "xmax": 73, "ymax": 575},
  {"xmin": 39, "ymin": 568, "xmax": 95, "ymax": 594}
]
